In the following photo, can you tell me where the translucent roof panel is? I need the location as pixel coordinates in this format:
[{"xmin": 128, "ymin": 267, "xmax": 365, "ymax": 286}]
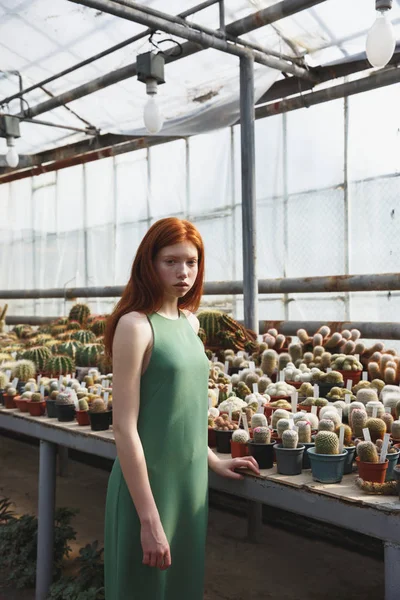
[{"xmin": 0, "ymin": 0, "xmax": 397, "ymax": 155}]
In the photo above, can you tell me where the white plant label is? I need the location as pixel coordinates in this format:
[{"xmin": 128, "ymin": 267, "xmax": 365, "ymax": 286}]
[
  {"xmin": 252, "ymin": 383, "xmax": 259, "ymax": 394},
  {"xmin": 326, "ymin": 367, "xmax": 332, "ymax": 373},
  {"xmin": 224, "ymin": 361, "xmax": 229, "ymax": 374},
  {"xmin": 257, "ymin": 335, "xmax": 263, "ymax": 343},
  {"xmin": 36, "ymin": 375, "xmax": 41, "ymax": 384},
  {"xmin": 215, "ymin": 388, "xmax": 220, "ymax": 402},
  {"xmin": 237, "ymin": 351, "xmax": 244, "ymax": 358},
  {"xmin": 380, "ymin": 433, "xmax": 391, "ymax": 463},
  {"xmin": 59, "ymin": 375, "xmax": 63, "ymax": 386},
  {"xmin": 208, "ymin": 395, "xmax": 212, "ymax": 409},
  {"xmin": 237, "ymin": 412, "xmax": 242, "ymax": 428},
  {"xmin": 345, "ymin": 394, "xmax": 351, "ymax": 405},
  {"xmin": 249, "ymin": 361, "xmax": 256, "ymax": 372},
  {"xmin": 337, "ymin": 408, "xmax": 343, "ymax": 422},
  {"xmin": 103, "ymin": 391, "xmax": 109, "ymax": 408},
  {"xmin": 66, "ymin": 374, "xmax": 71, "ymax": 381},
  {"xmin": 288, "ymin": 417, "xmax": 295, "ymax": 430},
  {"xmin": 257, "ymin": 399, "xmax": 264, "ymax": 414},
  {"xmin": 362, "ymin": 372, "xmax": 368, "ymax": 381},
  {"xmin": 73, "ymin": 395, "xmax": 79, "ymax": 410},
  {"xmin": 291, "ymin": 391, "xmax": 298, "ymax": 415},
  {"xmin": 362, "ymin": 428, "xmax": 371, "ymax": 442},
  {"xmin": 372, "ymin": 407, "xmax": 378, "ymax": 418},
  {"xmin": 12, "ymin": 378, "xmax": 18, "ymax": 388},
  {"xmin": 40, "ymin": 385, "xmax": 45, "ymax": 396},
  {"xmin": 228, "ymin": 405, "xmax": 233, "ymax": 420},
  {"xmin": 311, "ymin": 406, "xmax": 318, "ymax": 415},
  {"xmin": 227, "ymin": 384, "xmax": 233, "ymax": 395},
  {"xmin": 242, "ymin": 413, "xmax": 249, "ymax": 434},
  {"xmin": 338, "ymin": 426, "xmax": 345, "ymax": 454},
  {"xmin": 97, "ymin": 385, "xmax": 102, "ymax": 395},
  {"xmin": 355, "ymin": 354, "xmax": 360, "ymax": 362},
  {"xmin": 346, "ymin": 380, "xmax": 352, "ymax": 391},
  {"xmin": 11, "ymin": 352, "xmax": 17, "ymax": 359},
  {"xmin": 6, "ymin": 370, "xmax": 12, "ymax": 380},
  {"xmin": 104, "ymin": 380, "xmax": 110, "ymax": 388},
  {"xmin": 279, "ymin": 370, "xmax": 285, "ymax": 382},
  {"xmin": 313, "ymin": 384, "xmax": 319, "ymax": 398},
  {"xmin": 81, "ymin": 382, "xmax": 87, "ymax": 388},
  {"xmin": 212, "ymin": 356, "xmax": 218, "ymax": 363}
]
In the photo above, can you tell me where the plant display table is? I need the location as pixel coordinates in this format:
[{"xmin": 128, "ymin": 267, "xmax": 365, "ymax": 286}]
[{"xmin": 1, "ymin": 408, "xmax": 400, "ymax": 600}]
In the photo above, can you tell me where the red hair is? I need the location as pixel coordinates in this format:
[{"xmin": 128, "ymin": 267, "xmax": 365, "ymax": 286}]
[{"xmin": 104, "ymin": 217, "xmax": 204, "ymax": 356}]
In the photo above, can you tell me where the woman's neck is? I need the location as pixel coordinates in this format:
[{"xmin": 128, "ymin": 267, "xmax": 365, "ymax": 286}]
[{"xmin": 157, "ymin": 299, "xmax": 180, "ymax": 320}]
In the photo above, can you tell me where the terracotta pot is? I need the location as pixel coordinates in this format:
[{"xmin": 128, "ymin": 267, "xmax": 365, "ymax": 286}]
[
  {"xmin": 334, "ymin": 370, "xmax": 362, "ymax": 385},
  {"xmin": 356, "ymin": 457, "xmax": 388, "ymax": 484},
  {"xmin": 14, "ymin": 398, "xmax": 30, "ymax": 413},
  {"xmin": 297, "ymin": 404, "xmax": 312, "ymax": 413},
  {"xmin": 4, "ymin": 395, "xmax": 18, "ymax": 409},
  {"xmin": 27, "ymin": 401, "xmax": 46, "ymax": 417},
  {"xmin": 285, "ymin": 381, "xmax": 302, "ymax": 389},
  {"xmin": 76, "ymin": 410, "xmax": 90, "ymax": 426},
  {"xmin": 231, "ymin": 440, "xmax": 249, "ymax": 458}
]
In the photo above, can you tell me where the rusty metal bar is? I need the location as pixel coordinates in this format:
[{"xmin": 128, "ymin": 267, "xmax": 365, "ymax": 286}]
[{"xmin": 258, "ymin": 321, "xmax": 400, "ymax": 340}]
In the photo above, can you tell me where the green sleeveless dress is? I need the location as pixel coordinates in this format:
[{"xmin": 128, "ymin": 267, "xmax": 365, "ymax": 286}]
[{"xmin": 104, "ymin": 312, "xmax": 209, "ymax": 600}]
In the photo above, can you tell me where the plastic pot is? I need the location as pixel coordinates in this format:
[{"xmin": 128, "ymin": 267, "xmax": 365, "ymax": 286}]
[
  {"xmin": 231, "ymin": 440, "xmax": 249, "ymax": 458},
  {"xmin": 46, "ymin": 398, "xmax": 57, "ymax": 418},
  {"xmin": 383, "ymin": 450, "xmax": 400, "ymax": 482},
  {"xmin": 89, "ymin": 410, "xmax": 112, "ymax": 432},
  {"xmin": 14, "ymin": 397, "xmax": 30, "ymax": 413},
  {"xmin": 16, "ymin": 381, "xmax": 25, "ymax": 394},
  {"xmin": 214, "ymin": 429, "xmax": 233, "ymax": 453},
  {"xmin": 318, "ymin": 382, "xmax": 344, "ymax": 399},
  {"xmin": 208, "ymin": 428, "xmax": 217, "ymax": 448},
  {"xmin": 301, "ymin": 442, "xmax": 315, "ymax": 469},
  {"xmin": 27, "ymin": 401, "xmax": 46, "ymax": 417},
  {"xmin": 393, "ymin": 465, "xmax": 400, "ymax": 499},
  {"xmin": 56, "ymin": 403, "xmax": 76, "ymax": 423},
  {"xmin": 4, "ymin": 395, "xmax": 18, "ymax": 409},
  {"xmin": 76, "ymin": 410, "xmax": 90, "ymax": 426},
  {"xmin": 0, "ymin": 389, "xmax": 5, "ymax": 405},
  {"xmin": 343, "ymin": 446, "xmax": 356, "ymax": 475},
  {"xmin": 307, "ymin": 447, "xmax": 348, "ymax": 483},
  {"xmin": 274, "ymin": 444, "xmax": 304, "ymax": 475},
  {"xmin": 247, "ymin": 441, "xmax": 275, "ymax": 469},
  {"xmin": 356, "ymin": 457, "xmax": 388, "ymax": 484}
]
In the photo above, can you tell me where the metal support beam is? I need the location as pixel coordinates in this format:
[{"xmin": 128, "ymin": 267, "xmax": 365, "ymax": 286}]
[
  {"xmin": 260, "ymin": 321, "xmax": 400, "ymax": 340},
  {"xmin": 384, "ymin": 542, "xmax": 400, "ymax": 600},
  {"xmin": 239, "ymin": 55, "xmax": 258, "ymax": 332},
  {"xmin": 35, "ymin": 440, "xmax": 56, "ymax": 600}
]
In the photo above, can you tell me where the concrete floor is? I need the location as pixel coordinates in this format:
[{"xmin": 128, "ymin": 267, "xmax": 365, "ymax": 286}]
[{"xmin": 0, "ymin": 434, "xmax": 384, "ymax": 600}]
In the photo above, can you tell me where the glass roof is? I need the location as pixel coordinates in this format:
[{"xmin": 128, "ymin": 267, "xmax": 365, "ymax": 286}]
[{"xmin": 0, "ymin": 0, "xmax": 399, "ymax": 155}]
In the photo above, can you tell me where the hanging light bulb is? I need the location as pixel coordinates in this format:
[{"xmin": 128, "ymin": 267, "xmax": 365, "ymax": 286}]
[
  {"xmin": 366, "ymin": 0, "xmax": 396, "ymax": 68},
  {"xmin": 143, "ymin": 80, "xmax": 164, "ymax": 134},
  {"xmin": 5, "ymin": 137, "xmax": 19, "ymax": 168}
]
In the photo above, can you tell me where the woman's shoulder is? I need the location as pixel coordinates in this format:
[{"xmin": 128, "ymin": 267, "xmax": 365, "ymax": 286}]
[
  {"xmin": 181, "ymin": 309, "xmax": 200, "ymax": 333},
  {"xmin": 118, "ymin": 311, "xmax": 152, "ymax": 333}
]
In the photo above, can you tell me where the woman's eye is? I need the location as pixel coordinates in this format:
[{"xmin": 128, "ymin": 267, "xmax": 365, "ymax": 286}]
[{"xmin": 166, "ymin": 260, "xmax": 175, "ymax": 265}]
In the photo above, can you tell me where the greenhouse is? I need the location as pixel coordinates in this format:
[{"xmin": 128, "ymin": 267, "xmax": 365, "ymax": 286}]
[{"xmin": 1, "ymin": 1, "xmax": 400, "ymax": 600}]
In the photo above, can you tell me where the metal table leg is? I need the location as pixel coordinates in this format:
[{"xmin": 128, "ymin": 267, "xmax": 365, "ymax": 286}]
[
  {"xmin": 385, "ymin": 542, "xmax": 400, "ymax": 600},
  {"xmin": 247, "ymin": 500, "xmax": 262, "ymax": 542},
  {"xmin": 35, "ymin": 440, "xmax": 57, "ymax": 600}
]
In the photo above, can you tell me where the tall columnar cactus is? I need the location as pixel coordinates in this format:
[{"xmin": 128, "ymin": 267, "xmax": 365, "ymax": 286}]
[
  {"xmin": 68, "ymin": 303, "xmax": 91, "ymax": 326},
  {"xmin": 75, "ymin": 344, "xmax": 105, "ymax": 368},
  {"xmin": 391, "ymin": 420, "xmax": 400, "ymax": 440},
  {"xmin": 315, "ymin": 431, "xmax": 339, "ymax": 455},
  {"xmin": 251, "ymin": 413, "xmax": 267, "ymax": 429},
  {"xmin": 271, "ymin": 409, "xmax": 291, "ymax": 430},
  {"xmin": 282, "ymin": 429, "xmax": 298, "ymax": 449},
  {"xmin": 45, "ymin": 355, "xmax": 75, "ymax": 376},
  {"xmin": 0, "ymin": 371, "xmax": 9, "ymax": 389},
  {"xmin": 13, "ymin": 360, "xmax": 36, "ymax": 382},
  {"xmin": 356, "ymin": 441, "xmax": 379, "ymax": 463},
  {"xmin": 289, "ymin": 343, "xmax": 302, "ymax": 364},
  {"xmin": 71, "ymin": 330, "xmax": 97, "ymax": 345},
  {"xmin": 277, "ymin": 418, "xmax": 291, "ymax": 438},
  {"xmin": 335, "ymin": 424, "xmax": 353, "ymax": 447},
  {"xmin": 21, "ymin": 346, "xmax": 52, "ymax": 371},
  {"xmin": 257, "ymin": 376, "xmax": 271, "ymax": 394},
  {"xmin": 381, "ymin": 412, "xmax": 394, "ymax": 434},
  {"xmin": 278, "ymin": 353, "xmax": 291, "ymax": 372},
  {"xmin": 253, "ymin": 427, "xmax": 271, "ymax": 444},
  {"xmin": 261, "ymin": 350, "xmax": 278, "ymax": 377},
  {"xmin": 357, "ymin": 388, "xmax": 379, "ymax": 406},
  {"xmin": 351, "ymin": 408, "xmax": 368, "ymax": 438},
  {"xmin": 297, "ymin": 421, "xmax": 311, "ymax": 443},
  {"xmin": 365, "ymin": 418, "xmax": 386, "ymax": 441},
  {"xmin": 365, "ymin": 401, "xmax": 385, "ymax": 418}
]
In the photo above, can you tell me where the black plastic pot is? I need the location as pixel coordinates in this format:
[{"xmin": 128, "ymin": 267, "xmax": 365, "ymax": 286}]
[
  {"xmin": 301, "ymin": 442, "xmax": 315, "ymax": 469},
  {"xmin": 56, "ymin": 403, "xmax": 76, "ymax": 422},
  {"xmin": 0, "ymin": 389, "xmax": 4, "ymax": 406},
  {"xmin": 46, "ymin": 398, "xmax": 57, "ymax": 418},
  {"xmin": 274, "ymin": 444, "xmax": 305, "ymax": 475},
  {"xmin": 16, "ymin": 381, "xmax": 25, "ymax": 394},
  {"xmin": 318, "ymin": 382, "xmax": 344, "ymax": 399},
  {"xmin": 214, "ymin": 429, "xmax": 233, "ymax": 453},
  {"xmin": 247, "ymin": 441, "xmax": 275, "ymax": 469},
  {"xmin": 89, "ymin": 410, "xmax": 112, "ymax": 432},
  {"xmin": 393, "ymin": 465, "xmax": 400, "ymax": 500},
  {"xmin": 343, "ymin": 446, "xmax": 356, "ymax": 475}
]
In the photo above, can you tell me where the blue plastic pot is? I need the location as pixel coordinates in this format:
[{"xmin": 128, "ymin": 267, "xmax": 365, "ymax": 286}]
[
  {"xmin": 385, "ymin": 450, "xmax": 400, "ymax": 481},
  {"xmin": 343, "ymin": 446, "xmax": 356, "ymax": 475},
  {"xmin": 307, "ymin": 447, "xmax": 348, "ymax": 484}
]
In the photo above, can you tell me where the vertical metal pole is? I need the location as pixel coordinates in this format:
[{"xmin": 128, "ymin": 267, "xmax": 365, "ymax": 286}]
[
  {"xmin": 185, "ymin": 138, "xmax": 190, "ymax": 218},
  {"xmin": 35, "ymin": 440, "xmax": 57, "ymax": 600},
  {"xmin": 343, "ymin": 92, "xmax": 351, "ymax": 320},
  {"xmin": 112, "ymin": 156, "xmax": 118, "ymax": 288},
  {"xmin": 230, "ymin": 126, "xmax": 237, "ymax": 317},
  {"xmin": 146, "ymin": 147, "xmax": 152, "ymax": 227},
  {"xmin": 218, "ymin": 0, "xmax": 225, "ymax": 31},
  {"xmin": 239, "ymin": 55, "xmax": 258, "ymax": 332},
  {"xmin": 31, "ymin": 178, "xmax": 37, "ymax": 317},
  {"xmin": 282, "ymin": 112, "xmax": 289, "ymax": 321},
  {"xmin": 384, "ymin": 542, "xmax": 400, "ymax": 600},
  {"xmin": 82, "ymin": 164, "xmax": 89, "ymax": 288}
]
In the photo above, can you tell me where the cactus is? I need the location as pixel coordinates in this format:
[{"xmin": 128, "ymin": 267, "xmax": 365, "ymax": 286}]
[
  {"xmin": 391, "ymin": 420, "xmax": 400, "ymax": 440},
  {"xmin": 236, "ymin": 382, "xmax": 251, "ymax": 400},
  {"xmin": 278, "ymin": 353, "xmax": 291, "ymax": 371},
  {"xmin": 325, "ymin": 371, "xmax": 344, "ymax": 384},
  {"xmin": 368, "ymin": 362, "xmax": 381, "ymax": 381},
  {"xmin": 365, "ymin": 417, "xmax": 386, "ymax": 441},
  {"xmin": 253, "ymin": 427, "xmax": 271, "ymax": 444},
  {"xmin": 257, "ymin": 376, "xmax": 271, "ymax": 394},
  {"xmin": 289, "ymin": 343, "xmax": 302, "ymax": 364},
  {"xmin": 13, "ymin": 360, "xmax": 36, "ymax": 382},
  {"xmin": 355, "ymin": 478, "xmax": 397, "ymax": 495},
  {"xmin": 335, "ymin": 424, "xmax": 353, "ymax": 447},
  {"xmin": 68, "ymin": 303, "xmax": 91, "ymax": 325},
  {"xmin": 314, "ymin": 398, "xmax": 328, "ymax": 407},
  {"xmin": 245, "ymin": 372, "xmax": 260, "ymax": 389},
  {"xmin": 297, "ymin": 421, "xmax": 311, "ymax": 443},
  {"xmin": 315, "ymin": 431, "xmax": 339, "ymax": 455},
  {"xmin": 251, "ymin": 413, "xmax": 267, "ymax": 429},
  {"xmin": 75, "ymin": 344, "xmax": 104, "ymax": 368},
  {"xmin": 356, "ymin": 441, "xmax": 379, "ymax": 463},
  {"xmin": 0, "ymin": 372, "xmax": 9, "ymax": 389},
  {"xmin": 298, "ymin": 382, "xmax": 314, "ymax": 398},
  {"xmin": 261, "ymin": 350, "xmax": 278, "ymax": 377},
  {"xmin": 6, "ymin": 387, "xmax": 17, "ymax": 397},
  {"xmin": 71, "ymin": 330, "xmax": 97, "ymax": 345},
  {"xmin": 45, "ymin": 355, "xmax": 75, "ymax": 376},
  {"xmin": 351, "ymin": 408, "xmax": 368, "ymax": 438},
  {"xmin": 277, "ymin": 418, "xmax": 291, "ymax": 438},
  {"xmin": 365, "ymin": 400, "xmax": 385, "ymax": 418},
  {"xmin": 318, "ymin": 419, "xmax": 335, "ymax": 432},
  {"xmin": 55, "ymin": 392, "xmax": 74, "ymax": 406},
  {"xmin": 31, "ymin": 393, "xmax": 43, "ymax": 403},
  {"xmin": 232, "ymin": 429, "xmax": 249, "ymax": 444},
  {"xmin": 282, "ymin": 429, "xmax": 299, "ymax": 449},
  {"xmin": 271, "ymin": 409, "xmax": 291, "ymax": 430},
  {"xmin": 89, "ymin": 317, "xmax": 107, "ymax": 336},
  {"xmin": 57, "ymin": 340, "xmax": 82, "ymax": 359},
  {"xmin": 21, "ymin": 346, "xmax": 52, "ymax": 371},
  {"xmin": 78, "ymin": 398, "xmax": 89, "ymax": 411},
  {"xmin": 320, "ymin": 352, "xmax": 332, "ymax": 369},
  {"xmin": 324, "ymin": 332, "xmax": 342, "ymax": 349},
  {"xmin": 381, "ymin": 413, "xmax": 394, "ymax": 434},
  {"xmin": 357, "ymin": 388, "xmax": 378, "ymax": 406}
]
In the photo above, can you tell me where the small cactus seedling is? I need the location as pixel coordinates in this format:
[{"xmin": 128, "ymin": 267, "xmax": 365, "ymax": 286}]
[
  {"xmin": 253, "ymin": 427, "xmax": 271, "ymax": 444},
  {"xmin": 282, "ymin": 429, "xmax": 299, "ymax": 449},
  {"xmin": 356, "ymin": 441, "xmax": 379, "ymax": 463},
  {"xmin": 315, "ymin": 431, "xmax": 339, "ymax": 455}
]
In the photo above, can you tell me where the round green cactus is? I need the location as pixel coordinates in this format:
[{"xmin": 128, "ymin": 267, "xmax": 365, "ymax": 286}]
[
  {"xmin": 21, "ymin": 346, "xmax": 52, "ymax": 371},
  {"xmin": 356, "ymin": 441, "xmax": 379, "ymax": 463},
  {"xmin": 282, "ymin": 429, "xmax": 298, "ymax": 449},
  {"xmin": 13, "ymin": 360, "xmax": 36, "ymax": 382},
  {"xmin": 68, "ymin": 303, "xmax": 91, "ymax": 325},
  {"xmin": 315, "ymin": 431, "xmax": 339, "ymax": 455},
  {"xmin": 253, "ymin": 426, "xmax": 271, "ymax": 444},
  {"xmin": 57, "ymin": 340, "xmax": 82, "ymax": 359},
  {"xmin": 78, "ymin": 398, "xmax": 89, "ymax": 411},
  {"xmin": 45, "ymin": 355, "xmax": 75, "ymax": 376},
  {"xmin": 75, "ymin": 344, "xmax": 104, "ymax": 368}
]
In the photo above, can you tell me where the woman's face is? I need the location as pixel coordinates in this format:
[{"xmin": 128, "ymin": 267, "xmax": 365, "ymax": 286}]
[{"xmin": 155, "ymin": 241, "xmax": 199, "ymax": 300}]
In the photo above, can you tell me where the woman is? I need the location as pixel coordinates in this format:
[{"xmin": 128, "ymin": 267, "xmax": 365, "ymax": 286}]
[{"xmin": 104, "ymin": 217, "xmax": 259, "ymax": 600}]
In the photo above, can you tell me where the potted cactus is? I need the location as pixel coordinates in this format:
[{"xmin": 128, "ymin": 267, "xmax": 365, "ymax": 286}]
[
  {"xmin": 45, "ymin": 389, "xmax": 59, "ymax": 418},
  {"xmin": 4, "ymin": 386, "xmax": 18, "ymax": 409},
  {"xmin": 307, "ymin": 431, "xmax": 348, "ymax": 483},
  {"xmin": 14, "ymin": 391, "xmax": 32, "ymax": 413},
  {"xmin": 27, "ymin": 393, "xmax": 46, "ymax": 417},
  {"xmin": 336, "ymin": 424, "xmax": 356, "ymax": 475},
  {"xmin": 76, "ymin": 398, "xmax": 90, "ymax": 426},
  {"xmin": 55, "ymin": 392, "xmax": 76, "ymax": 422},
  {"xmin": 274, "ymin": 429, "xmax": 305, "ymax": 476},
  {"xmin": 390, "ymin": 420, "xmax": 400, "ymax": 444},
  {"xmin": 365, "ymin": 417, "xmax": 386, "ymax": 443},
  {"xmin": 297, "ymin": 420, "xmax": 315, "ymax": 469},
  {"xmin": 0, "ymin": 371, "xmax": 9, "ymax": 405},
  {"xmin": 355, "ymin": 440, "xmax": 388, "ymax": 484},
  {"xmin": 13, "ymin": 360, "xmax": 36, "ymax": 393},
  {"xmin": 230, "ymin": 429, "xmax": 250, "ymax": 458},
  {"xmin": 88, "ymin": 397, "xmax": 113, "ymax": 432},
  {"xmin": 375, "ymin": 439, "xmax": 400, "ymax": 482},
  {"xmin": 247, "ymin": 427, "xmax": 275, "ymax": 469}
]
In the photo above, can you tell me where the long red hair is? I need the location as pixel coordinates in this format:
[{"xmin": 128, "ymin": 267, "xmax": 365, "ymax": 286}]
[{"xmin": 104, "ymin": 217, "xmax": 205, "ymax": 356}]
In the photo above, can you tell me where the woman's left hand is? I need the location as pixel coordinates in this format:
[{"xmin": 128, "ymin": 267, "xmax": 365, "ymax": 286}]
[{"xmin": 211, "ymin": 456, "xmax": 260, "ymax": 480}]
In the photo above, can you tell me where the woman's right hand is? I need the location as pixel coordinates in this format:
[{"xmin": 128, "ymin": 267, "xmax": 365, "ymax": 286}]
[{"xmin": 141, "ymin": 518, "xmax": 171, "ymax": 570}]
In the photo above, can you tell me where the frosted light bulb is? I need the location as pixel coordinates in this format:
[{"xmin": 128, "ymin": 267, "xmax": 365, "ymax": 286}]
[
  {"xmin": 366, "ymin": 10, "xmax": 396, "ymax": 68},
  {"xmin": 143, "ymin": 96, "xmax": 164, "ymax": 134},
  {"xmin": 6, "ymin": 146, "xmax": 19, "ymax": 168}
]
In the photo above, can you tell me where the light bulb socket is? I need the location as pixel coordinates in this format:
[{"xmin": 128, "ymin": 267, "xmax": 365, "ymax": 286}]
[
  {"xmin": 6, "ymin": 136, "xmax": 15, "ymax": 149},
  {"xmin": 376, "ymin": 0, "xmax": 392, "ymax": 11},
  {"xmin": 0, "ymin": 115, "xmax": 20, "ymax": 140},
  {"xmin": 146, "ymin": 79, "xmax": 158, "ymax": 96},
  {"xmin": 137, "ymin": 51, "xmax": 165, "ymax": 85}
]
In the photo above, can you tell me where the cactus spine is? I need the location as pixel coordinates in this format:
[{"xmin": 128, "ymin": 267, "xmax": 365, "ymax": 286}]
[
  {"xmin": 282, "ymin": 429, "xmax": 298, "ymax": 449},
  {"xmin": 253, "ymin": 427, "xmax": 271, "ymax": 444},
  {"xmin": 365, "ymin": 418, "xmax": 386, "ymax": 441},
  {"xmin": 315, "ymin": 431, "xmax": 339, "ymax": 455},
  {"xmin": 297, "ymin": 421, "xmax": 311, "ymax": 443},
  {"xmin": 68, "ymin": 303, "xmax": 91, "ymax": 325},
  {"xmin": 356, "ymin": 441, "xmax": 379, "ymax": 463}
]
